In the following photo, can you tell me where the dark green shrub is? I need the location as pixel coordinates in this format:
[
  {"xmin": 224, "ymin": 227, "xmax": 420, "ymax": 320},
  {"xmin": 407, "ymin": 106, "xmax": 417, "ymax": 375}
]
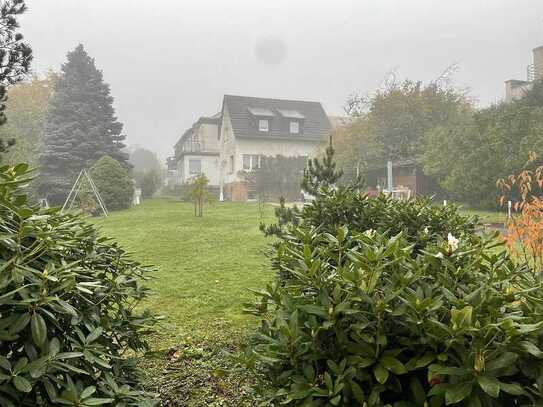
[
  {"xmin": 247, "ymin": 224, "xmax": 543, "ymax": 406},
  {"xmin": 250, "ymin": 145, "xmax": 542, "ymax": 405},
  {"xmin": 0, "ymin": 163, "xmax": 157, "ymax": 406},
  {"xmin": 139, "ymin": 169, "xmax": 162, "ymax": 199},
  {"xmin": 263, "ymin": 183, "xmax": 479, "ymax": 259},
  {"xmin": 90, "ymin": 155, "xmax": 134, "ymax": 211},
  {"xmin": 261, "ymin": 142, "xmax": 478, "ymax": 252}
]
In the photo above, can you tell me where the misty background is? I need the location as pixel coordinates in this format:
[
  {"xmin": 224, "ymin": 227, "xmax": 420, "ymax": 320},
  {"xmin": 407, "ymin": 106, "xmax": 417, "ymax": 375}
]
[{"xmin": 21, "ymin": 0, "xmax": 543, "ymax": 159}]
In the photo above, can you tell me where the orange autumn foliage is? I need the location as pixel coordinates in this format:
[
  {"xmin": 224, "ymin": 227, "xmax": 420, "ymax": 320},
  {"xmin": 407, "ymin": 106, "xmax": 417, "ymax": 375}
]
[{"xmin": 497, "ymin": 152, "xmax": 543, "ymax": 274}]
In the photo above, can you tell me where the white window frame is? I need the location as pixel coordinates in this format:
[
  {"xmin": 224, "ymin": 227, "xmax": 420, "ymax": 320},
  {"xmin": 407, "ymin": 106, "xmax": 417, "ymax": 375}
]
[
  {"xmin": 258, "ymin": 119, "xmax": 269, "ymax": 132},
  {"xmin": 242, "ymin": 154, "xmax": 261, "ymax": 171},
  {"xmin": 290, "ymin": 121, "xmax": 300, "ymax": 134}
]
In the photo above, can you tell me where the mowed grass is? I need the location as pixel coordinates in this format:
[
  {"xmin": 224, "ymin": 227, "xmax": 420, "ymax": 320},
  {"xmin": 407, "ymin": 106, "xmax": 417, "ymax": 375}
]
[{"xmin": 92, "ymin": 198, "xmax": 275, "ymax": 348}]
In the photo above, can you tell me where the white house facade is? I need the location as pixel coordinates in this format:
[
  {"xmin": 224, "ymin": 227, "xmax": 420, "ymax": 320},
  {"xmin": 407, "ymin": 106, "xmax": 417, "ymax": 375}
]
[
  {"xmin": 218, "ymin": 95, "xmax": 332, "ymax": 201},
  {"xmin": 173, "ymin": 113, "xmax": 221, "ymax": 186},
  {"xmin": 171, "ymin": 95, "xmax": 332, "ymax": 201}
]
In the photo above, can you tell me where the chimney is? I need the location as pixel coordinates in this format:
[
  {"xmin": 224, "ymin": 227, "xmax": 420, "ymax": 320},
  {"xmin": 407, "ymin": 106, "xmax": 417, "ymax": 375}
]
[{"xmin": 533, "ymin": 45, "xmax": 543, "ymax": 80}]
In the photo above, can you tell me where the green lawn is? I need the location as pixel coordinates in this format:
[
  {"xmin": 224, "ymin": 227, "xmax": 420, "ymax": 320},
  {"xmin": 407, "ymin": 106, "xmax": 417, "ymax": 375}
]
[
  {"xmin": 93, "ymin": 199, "xmax": 274, "ymax": 345},
  {"xmin": 89, "ymin": 199, "xmax": 510, "ymax": 405},
  {"xmin": 91, "ymin": 201, "xmax": 506, "ymax": 343},
  {"xmin": 92, "ymin": 199, "xmax": 275, "ymax": 405}
]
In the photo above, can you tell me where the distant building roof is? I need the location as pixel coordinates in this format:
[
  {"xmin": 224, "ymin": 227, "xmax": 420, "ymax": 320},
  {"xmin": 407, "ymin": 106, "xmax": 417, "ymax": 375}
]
[{"xmin": 222, "ymin": 94, "xmax": 331, "ymax": 141}]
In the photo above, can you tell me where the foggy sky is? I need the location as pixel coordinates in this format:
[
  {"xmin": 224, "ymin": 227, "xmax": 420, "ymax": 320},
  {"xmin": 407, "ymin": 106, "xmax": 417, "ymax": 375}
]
[{"xmin": 21, "ymin": 0, "xmax": 543, "ymax": 159}]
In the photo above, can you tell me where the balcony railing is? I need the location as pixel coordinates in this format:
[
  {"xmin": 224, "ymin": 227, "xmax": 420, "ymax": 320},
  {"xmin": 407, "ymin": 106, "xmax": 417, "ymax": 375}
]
[
  {"xmin": 175, "ymin": 142, "xmax": 219, "ymax": 157},
  {"xmin": 528, "ymin": 64, "xmax": 536, "ymax": 82}
]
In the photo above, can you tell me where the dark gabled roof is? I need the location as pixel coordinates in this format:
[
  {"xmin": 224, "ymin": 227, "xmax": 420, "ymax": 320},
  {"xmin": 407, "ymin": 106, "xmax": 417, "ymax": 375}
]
[{"xmin": 222, "ymin": 94, "xmax": 331, "ymax": 141}]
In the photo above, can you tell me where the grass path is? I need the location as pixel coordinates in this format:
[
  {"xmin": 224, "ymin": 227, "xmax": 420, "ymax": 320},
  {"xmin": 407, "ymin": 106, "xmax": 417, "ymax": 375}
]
[{"xmin": 93, "ymin": 199, "xmax": 274, "ymax": 347}]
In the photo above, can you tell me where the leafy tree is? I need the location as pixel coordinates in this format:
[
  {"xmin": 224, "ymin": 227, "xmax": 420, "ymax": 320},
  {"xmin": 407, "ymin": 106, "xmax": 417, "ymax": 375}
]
[
  {"xmin": 424, "ymin": 103, "xmax": 543, "ymax": 208},
  {"xmin": 0, "ymin": 0, "xmax": 32, "ymax": 157},
  {"xmin": 139, "ymin": 167, "xmax": 162, "ymax": 199},
  {"xmin": 335, "ymin": 79, "xmax": 471, "ymax": 178},
  {"xmin": 0, "ymin": 74, "xmax": 55, "ymax": 164},
  {"xmin": 0, "ymin": 163, "xmax": 158, "ymax": 406},
  {"xmin": 38, "ymin": 44, "xmax": 128, "ymax": 204},
  {"xmin": 129, "ymin": 147, "xmax": 163, "ymax": 199},
  {"xmin": 239, "ymin": 155, "xmax": 307, "ymax": 202},
  {"xmin": 129, "ymin": 147, "xmax": 161, "ymax": 174},
  {"xmin": 189, "ymin": 174, "xmax": 212, "ymax": 217},
  {"xmin": 498, "ymin": 152, "xmax": 543, "ymax": 274},
  {"xmin": 90, "ymin": 155, "xmax": 134, "ymax": 211}
]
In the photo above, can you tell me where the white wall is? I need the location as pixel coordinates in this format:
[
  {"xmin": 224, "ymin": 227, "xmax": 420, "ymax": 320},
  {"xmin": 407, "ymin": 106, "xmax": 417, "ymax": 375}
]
[
  {"xmin": 505, "ymin": 80, "xmax": 533, "ymax": 103},
  {"xmin": 218, "ymin": 105, "xmax": 323, "ymax": 191},
  {"xmin": 223, "ymin": 137, "xmax": 321, "ymax": 184},
  {"xmin": 534, "ymin": 46, "xmax": 543, "ymax": 81},
  {"xmin": 178, "ymin": 154, "xmax": 220, "ymax": 186},
  {"xmin": 198, "ymin": 122, "xmax": 219, "ymax": 151},
  {"xmin": 219, "ymin": 105, "xmax": 237, "ymax": 185},
  {"xmin": 178, "ymin": 121, "xmax": 219, "ymax": 153}
]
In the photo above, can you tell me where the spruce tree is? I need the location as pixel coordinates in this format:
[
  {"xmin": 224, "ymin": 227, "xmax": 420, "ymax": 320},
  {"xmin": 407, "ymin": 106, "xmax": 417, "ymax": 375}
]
[
  {"xmin": 0, "ymin": 0, "xmax": 33, "ymax": 157},
  {"xmin": 38, "ymin": 44, "xmax": 128, "ymax": 204},
  {"xmin": 301, "ymin": 135, "xmax": 344, "ymax": 195},
  {"xmin": 261, "ymin": 136, "xmax": 346, "ymax": 237},
  {"xmin": 90, "ymin": 155, "xmax": 134, "ymax": 211}
]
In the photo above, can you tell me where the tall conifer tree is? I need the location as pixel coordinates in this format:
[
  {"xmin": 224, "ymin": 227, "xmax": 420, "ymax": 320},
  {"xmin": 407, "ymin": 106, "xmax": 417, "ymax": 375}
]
[
  {"xmin": 38, "ymin": 44, "xmax": 128, "ymax": 203},
  {"xmin": 0, "ymin": 0, "xmax": 33, "ymax": 157}
]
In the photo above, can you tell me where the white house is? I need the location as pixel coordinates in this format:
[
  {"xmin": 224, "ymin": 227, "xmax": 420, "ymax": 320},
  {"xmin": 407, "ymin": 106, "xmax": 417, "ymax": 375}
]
[
  {"xmin": 173, "ymin": 113, "xmax": 221, "ymax": 186},
  {"xmin": 217, "ymin": 95, "xmax": 332, "ymax": 200},
  {"xmin": 171, "ymin": 95, "xmax": 332, "ymax": 200}
]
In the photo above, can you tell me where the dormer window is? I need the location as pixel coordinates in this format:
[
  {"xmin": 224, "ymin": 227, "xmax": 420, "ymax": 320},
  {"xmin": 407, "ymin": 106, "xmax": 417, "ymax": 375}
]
[
  {"xmin": 249, "ymin": 107, "xmax": 274, "ymax": 133},
  {"xmin": 258, "ymin": 119, "xmax": 269, "ymax": 132},
  {"xmin": 290, "ymin": 121, "xmax": 299, "ymax": 134}
]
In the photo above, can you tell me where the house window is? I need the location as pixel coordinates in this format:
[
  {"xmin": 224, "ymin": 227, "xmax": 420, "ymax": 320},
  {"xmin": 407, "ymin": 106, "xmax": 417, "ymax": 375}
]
[
  {"xmin": 258, "ymin": 119, "xmax": 269, "ymax": 132},
  {"xmin": 189, "ymin": 159, "xmax": 201, "ymax": 175},
  {"xmin": 243, "ymin": 154, "xmax": 251, "ymax": 170},
  {"xmin": 290, "ymin": 121, "xmax": 299, "ymax": 134},
  {"xmin": 253, "ymin": 154, "xmax": 261, "ymax": 169},
  {"xmin": 229, "ymin": 155, "xmax": 235, "ymax": 173},
  {"xmin": 242, "ymin": 154, "xmax": 260, "ymax": 171}
]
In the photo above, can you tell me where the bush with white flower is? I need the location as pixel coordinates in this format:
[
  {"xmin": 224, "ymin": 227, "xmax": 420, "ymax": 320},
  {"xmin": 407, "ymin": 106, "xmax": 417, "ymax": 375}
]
[
  {"xmin": 263, "ymin": 182, "xmax": 479, "ymax": 261},
  {"xmin": 248, "ymin": 176, "xmax": 543, "ymax": 406},
  {"xmin": 247, "ymin": 224, "xmax": 543, "ymax": 406}
]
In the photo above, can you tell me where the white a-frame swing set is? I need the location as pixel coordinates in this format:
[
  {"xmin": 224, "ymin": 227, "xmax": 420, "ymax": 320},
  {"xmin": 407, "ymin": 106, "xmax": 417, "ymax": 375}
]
[{"xmin": 61, "ymin": 169, "xmax": 108, "ymax": 216}]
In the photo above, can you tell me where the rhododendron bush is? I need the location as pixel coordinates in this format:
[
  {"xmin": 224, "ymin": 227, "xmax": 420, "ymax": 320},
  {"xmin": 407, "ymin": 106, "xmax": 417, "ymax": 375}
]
[{"xmin": 246, "ymin": 149, "xmax": 543, "ymax": 406}]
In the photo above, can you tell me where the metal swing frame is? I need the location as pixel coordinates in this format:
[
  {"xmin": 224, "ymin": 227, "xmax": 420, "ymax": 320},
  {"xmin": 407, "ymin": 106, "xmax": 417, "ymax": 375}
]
[{"xmin": 61, "ymin": 169, "xmax": 109, "ymax": 216}]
